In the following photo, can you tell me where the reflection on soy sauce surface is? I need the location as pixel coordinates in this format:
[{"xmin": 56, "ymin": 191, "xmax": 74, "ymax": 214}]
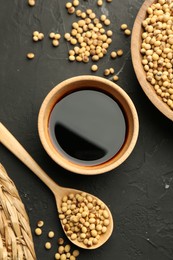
[{"xmin": 49, "ymin": 89, "xmax": 127, "ymax": 166}]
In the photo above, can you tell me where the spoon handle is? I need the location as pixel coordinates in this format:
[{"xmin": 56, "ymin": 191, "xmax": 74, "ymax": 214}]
[{"xmin": 0, "ymin": 122, "xmax": 60, "ymax": 192}]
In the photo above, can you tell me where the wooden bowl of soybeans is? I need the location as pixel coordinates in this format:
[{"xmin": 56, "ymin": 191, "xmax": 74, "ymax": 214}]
[{"xmin": 131, "ymin": 0, "xmax": 173, "ymax": 121}]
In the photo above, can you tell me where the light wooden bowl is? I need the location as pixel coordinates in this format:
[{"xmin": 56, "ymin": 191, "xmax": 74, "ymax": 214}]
[
  {"xmin": 131, "ymin": 0, "xmax": 173, "ymax": 121},
  {"xmin": 38, "ymin": 76, "xmax": 139, "ymax": 175}
]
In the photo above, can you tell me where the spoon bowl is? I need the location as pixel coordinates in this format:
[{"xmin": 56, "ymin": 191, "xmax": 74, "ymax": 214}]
[{"xmin": 0, "ymin": 122, "xmax": 113, "ymax": 249}]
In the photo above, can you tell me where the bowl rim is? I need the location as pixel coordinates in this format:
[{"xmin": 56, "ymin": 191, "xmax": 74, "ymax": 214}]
[
  {"xmin": 131, "ymin": 0, "xmax": 173, "ymax": 121},
  {"xmin": 38, "ymin": 75, "xmax": 139, "ymax": 175}
]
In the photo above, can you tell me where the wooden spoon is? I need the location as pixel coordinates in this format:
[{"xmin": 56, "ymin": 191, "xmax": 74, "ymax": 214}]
[{"xmin": 0, "ymin": 123, "xmax": 113, "ymax": 249}]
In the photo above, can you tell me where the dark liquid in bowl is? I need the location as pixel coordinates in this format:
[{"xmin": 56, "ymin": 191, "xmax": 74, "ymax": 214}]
[{"xmin": 49, "ymin": 89, "xmax": 127, "ymax": 166}]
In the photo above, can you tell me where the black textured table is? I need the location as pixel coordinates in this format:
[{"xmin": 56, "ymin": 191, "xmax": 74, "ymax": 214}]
[{"xmin": 1, "ymin": 1, "xmax": 173, "ymax": 260}]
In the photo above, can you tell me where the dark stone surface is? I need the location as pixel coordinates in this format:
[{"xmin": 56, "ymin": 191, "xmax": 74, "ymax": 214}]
[{"xmin": 0, "ymin": 0, "xmax": 173, "ymax": 259}]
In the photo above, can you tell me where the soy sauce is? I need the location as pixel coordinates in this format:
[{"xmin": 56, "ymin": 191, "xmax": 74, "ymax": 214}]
[{"xmin": 49, "ymin": 89, "xmax": 127, "ymax": 166}]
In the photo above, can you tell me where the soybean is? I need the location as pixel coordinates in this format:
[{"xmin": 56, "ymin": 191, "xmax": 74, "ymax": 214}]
[
  {"xmin": 45, "ymin": 242, "xmax": 51, "ymax": 250},
  {"xmin": 91, "ymin": 64, "xmax": 98, "ymax": 72},
  {"xmin": 28, "ymin": 0, "xmax": 35, "ymax": 6},
  {"xmin": 35, "ymin": 228, "xmax": 42, "ymax": 235},
  {"xmin": 27, "ymin": 53, "xmax": 35, "ymax": 59}
]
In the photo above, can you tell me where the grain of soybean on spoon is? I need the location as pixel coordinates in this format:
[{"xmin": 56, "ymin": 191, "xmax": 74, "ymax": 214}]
[{"xmin": 0, "ymin": 123, "xmax": 113, "ymax": 249}]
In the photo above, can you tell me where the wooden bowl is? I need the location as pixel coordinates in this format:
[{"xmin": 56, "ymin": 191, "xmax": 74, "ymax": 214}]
[
  {"xmin": 38, "ymin": 76, "xmax": 139, "ymax": 175},
  {"xmin": 131, "ymin": 0, "xmax": 173, "ymax": 121}
]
